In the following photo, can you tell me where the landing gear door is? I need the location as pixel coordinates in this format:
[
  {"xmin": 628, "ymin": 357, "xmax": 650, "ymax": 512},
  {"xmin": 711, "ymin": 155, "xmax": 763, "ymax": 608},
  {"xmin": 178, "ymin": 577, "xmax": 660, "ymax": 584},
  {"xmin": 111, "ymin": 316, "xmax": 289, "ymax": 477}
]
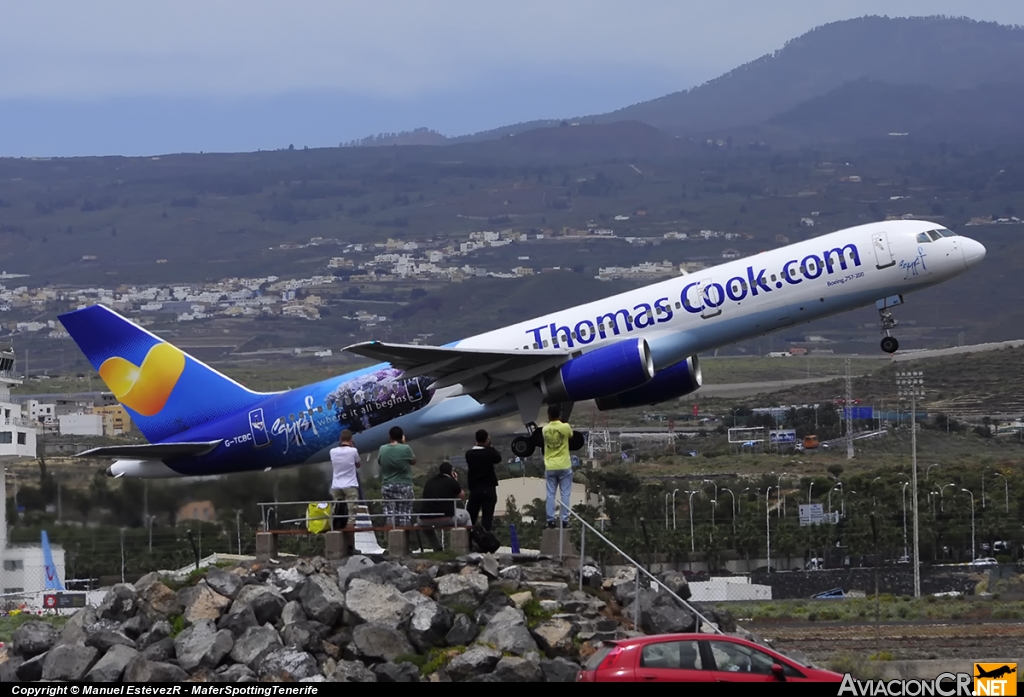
[
  {"xmin": 872, "ymin": 232, "xmax": 896, "ymax": 269},
  {"xmin": 696, "ymin": 279, "xmax": 722, "ymax": 319}
]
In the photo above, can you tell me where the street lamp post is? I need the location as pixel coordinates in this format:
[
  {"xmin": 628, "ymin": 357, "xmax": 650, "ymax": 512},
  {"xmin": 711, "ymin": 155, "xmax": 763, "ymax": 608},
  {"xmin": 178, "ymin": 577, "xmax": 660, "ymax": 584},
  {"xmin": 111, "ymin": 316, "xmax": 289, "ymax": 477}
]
[
  {"xmin": 688, "ymin": 490, "xmax": 698, "ymax": 552},
  {"xmin": 777, "ymin": 473, "xmax": 787, "ymax": 518},
  {"xmin": 982, "ymin": 465, "xmax": 989, "ymax": 510},
  {"xmin": 828, "ymin": 484, "xmax": 843, "ymax": 517},
  {"xmin": 740, "ymin": 487, "xmax": 750, "ymax": 515},
  {"xmin": 808, "ymin": 481, "xmax": 814, "ymax": 506},
  {"xmin": 902, "ymin": 482, "xmax": 909, "ymax": 560},
  {"xmin": 940, "ymin": 483, "xmax": 956, "ymax": 513},
  {"xmin": 962, "ymin": 488, "xmax": 976, "ymax": 561},
  {"xmin": 766, "ymin": 486, "xmax": 773, "ymax": 573},
  {"xmin": 926, "ymin": 464, "xmax": 940, "ymax": 481},
  {"xmin": 665, "ymin": 492, "xmax": 671, "ymax": 529},
  {"xmin": 896, "ymin": 370, "xmax": 924, "ymax": 597},
  {"xmin": 722, "ymin": 488, "xmax": 736, "ymax": 537},
  {"xmin": 672, "ymin": 489, "xmax": 680, "ymax": 530},
  {"xmin": 993, "ymin": 473, "xmax": 1009, "ymax": 513}
]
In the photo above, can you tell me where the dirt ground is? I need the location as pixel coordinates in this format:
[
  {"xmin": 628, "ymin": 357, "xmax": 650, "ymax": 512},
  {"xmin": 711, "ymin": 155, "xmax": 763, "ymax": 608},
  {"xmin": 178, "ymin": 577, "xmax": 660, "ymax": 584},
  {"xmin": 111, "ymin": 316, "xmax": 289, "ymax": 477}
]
[{"xmin": 759, "ymin": 620, "xmax": 1024, "ymax": 662}]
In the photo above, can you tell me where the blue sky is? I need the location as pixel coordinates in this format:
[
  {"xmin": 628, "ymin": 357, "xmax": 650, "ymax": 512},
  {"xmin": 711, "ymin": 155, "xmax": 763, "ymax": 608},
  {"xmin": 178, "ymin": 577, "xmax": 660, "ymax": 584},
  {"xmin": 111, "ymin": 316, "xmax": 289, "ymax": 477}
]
[{"xmin": 2, "ymin": 1, "xmax": 1022, "ymax": 157}]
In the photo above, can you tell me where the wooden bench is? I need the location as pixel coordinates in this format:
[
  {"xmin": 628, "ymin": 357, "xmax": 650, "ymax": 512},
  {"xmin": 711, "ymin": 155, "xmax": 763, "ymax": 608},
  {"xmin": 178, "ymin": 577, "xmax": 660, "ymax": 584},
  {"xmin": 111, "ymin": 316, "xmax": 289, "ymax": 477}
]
[{"xmin": 257, "ymin": 524, "xmax": 472, "ymax": 559}]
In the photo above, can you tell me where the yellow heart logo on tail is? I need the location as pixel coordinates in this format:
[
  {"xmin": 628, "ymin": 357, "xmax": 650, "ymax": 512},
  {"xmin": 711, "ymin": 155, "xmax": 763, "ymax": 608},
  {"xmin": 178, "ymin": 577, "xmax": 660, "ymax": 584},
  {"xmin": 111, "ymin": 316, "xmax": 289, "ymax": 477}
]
[{"xmin": 98, "ymin": 343, "xmax": 186, "ymax": 416}]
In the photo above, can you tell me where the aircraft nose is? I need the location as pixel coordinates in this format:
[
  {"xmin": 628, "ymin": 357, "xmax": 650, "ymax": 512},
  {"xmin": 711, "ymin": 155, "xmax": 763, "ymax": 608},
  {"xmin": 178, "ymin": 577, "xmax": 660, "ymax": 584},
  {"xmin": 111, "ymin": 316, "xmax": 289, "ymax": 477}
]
[{"xmin": 962, "ymin": 237, "xmax": 986, "ymax": 268}]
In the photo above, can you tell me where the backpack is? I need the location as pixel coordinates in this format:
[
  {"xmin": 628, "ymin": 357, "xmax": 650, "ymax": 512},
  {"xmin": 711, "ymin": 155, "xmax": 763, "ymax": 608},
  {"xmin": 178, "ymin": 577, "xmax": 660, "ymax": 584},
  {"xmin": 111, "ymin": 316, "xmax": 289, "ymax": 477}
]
[
  {"xmin": 470, "ymin": 524, "xmax": 501, "ymax": 554},
  {"xmin": 306, "ymin": 503, "xmax": 332, "ymax": 534}
]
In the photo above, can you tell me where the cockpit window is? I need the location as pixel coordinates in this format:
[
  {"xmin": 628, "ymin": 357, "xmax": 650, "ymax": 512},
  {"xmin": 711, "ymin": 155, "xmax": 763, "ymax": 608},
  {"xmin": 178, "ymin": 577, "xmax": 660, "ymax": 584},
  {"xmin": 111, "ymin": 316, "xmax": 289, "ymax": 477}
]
[
  {"xmin": 935, "ymin": 228, "xmax": 958, "ymax": 237},
  {"xmin": 926, "ymin": 230, "xmax": 942, "ymax": 241},
  {"xmin": 916, "ymin": 233, "xmax": 932, "ymax": 243}
]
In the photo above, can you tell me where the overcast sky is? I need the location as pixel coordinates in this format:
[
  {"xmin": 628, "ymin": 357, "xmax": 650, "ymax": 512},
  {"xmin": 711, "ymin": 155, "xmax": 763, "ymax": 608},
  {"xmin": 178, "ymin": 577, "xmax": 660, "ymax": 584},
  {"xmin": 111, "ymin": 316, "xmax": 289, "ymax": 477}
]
[{"xmin": 2, "ymin": 1, "xmax": 1022, "ymax": 157}]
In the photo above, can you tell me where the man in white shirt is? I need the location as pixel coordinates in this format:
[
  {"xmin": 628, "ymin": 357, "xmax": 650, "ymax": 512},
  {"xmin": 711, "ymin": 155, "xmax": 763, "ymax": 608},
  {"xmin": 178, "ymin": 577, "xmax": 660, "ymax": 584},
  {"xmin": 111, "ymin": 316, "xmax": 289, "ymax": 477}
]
[{"xmin": 329, "ymin": 430, "xmax": 361, "ymax": 538}]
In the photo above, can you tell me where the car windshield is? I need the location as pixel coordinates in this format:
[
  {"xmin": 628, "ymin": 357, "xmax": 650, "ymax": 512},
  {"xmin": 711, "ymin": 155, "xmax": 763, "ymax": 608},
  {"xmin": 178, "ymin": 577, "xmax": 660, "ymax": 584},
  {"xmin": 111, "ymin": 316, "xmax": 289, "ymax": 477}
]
[{"xmin": 584, "ymin": 644, "xmax": 616, "ymax": 671}]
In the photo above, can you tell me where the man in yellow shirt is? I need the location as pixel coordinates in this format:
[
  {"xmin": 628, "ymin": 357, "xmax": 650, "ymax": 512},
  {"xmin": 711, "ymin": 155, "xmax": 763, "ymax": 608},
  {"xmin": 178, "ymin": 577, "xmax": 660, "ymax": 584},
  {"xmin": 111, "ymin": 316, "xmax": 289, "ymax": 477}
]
[{"xmin": 543, "ymin": 404, "xmax": 574, "ymax": 528}]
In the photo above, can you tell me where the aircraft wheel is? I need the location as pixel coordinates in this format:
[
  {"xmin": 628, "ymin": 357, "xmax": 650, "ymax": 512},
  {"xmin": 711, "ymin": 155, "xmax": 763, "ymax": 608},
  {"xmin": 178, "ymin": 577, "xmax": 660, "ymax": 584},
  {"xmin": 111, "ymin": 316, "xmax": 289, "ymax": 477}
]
[
  {"xmin": 881, "ymin": 336, "xmax": 899, "ymax": 354},
  {"xmin": 511, "ymin": 436, "xmax": 535, "ymax": 459}
]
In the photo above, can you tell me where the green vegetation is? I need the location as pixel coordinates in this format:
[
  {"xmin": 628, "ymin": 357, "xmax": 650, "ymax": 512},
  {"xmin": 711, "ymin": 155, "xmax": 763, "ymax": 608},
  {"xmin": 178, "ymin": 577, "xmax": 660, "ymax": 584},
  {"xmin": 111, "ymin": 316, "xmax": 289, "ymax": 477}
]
[
  {"xmin": 522, "ymin": 597, "xmax": 555, "ymax": 629},
  {"xmin": 827, "ymin": 652, "xmax": 885, "ymax": 681},
  {"xmin": 168, "ymin": 613, "xmax": 187, "ymax": 638},
  {"xmin": 0, "ymin": 614, "xmax": 67, "ymax": 644},
  {"xmin": 396, "ymin": 646, "xmax": 467, "ymax": 676}
]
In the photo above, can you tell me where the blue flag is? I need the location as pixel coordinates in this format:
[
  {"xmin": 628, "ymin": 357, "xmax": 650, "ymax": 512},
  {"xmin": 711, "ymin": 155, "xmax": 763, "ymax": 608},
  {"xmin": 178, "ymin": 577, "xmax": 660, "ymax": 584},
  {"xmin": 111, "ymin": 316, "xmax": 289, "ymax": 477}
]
[{"xmin": 41, "ymin": 531, "xmax": 64, "ymax": 591}]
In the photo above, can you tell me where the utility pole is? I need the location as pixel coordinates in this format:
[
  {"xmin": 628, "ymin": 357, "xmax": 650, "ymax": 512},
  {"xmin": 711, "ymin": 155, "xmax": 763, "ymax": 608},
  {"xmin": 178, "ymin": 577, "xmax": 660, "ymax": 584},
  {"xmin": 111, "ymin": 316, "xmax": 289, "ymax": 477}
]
[
  {"xmin": 896, "ymin": 370, "xmax": 924, "ymax": 597},
  {"xmin": 845, "ymin": 358, "xmax": 854, "ymax": 459}
]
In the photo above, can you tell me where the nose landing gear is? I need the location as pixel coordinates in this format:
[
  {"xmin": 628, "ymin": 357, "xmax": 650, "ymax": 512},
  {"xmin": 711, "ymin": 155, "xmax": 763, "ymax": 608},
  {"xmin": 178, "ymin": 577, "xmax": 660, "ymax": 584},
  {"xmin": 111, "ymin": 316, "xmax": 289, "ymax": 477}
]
[{"xmin": 877, "ymin": 295, "xmax": 904, "ymax": 354}]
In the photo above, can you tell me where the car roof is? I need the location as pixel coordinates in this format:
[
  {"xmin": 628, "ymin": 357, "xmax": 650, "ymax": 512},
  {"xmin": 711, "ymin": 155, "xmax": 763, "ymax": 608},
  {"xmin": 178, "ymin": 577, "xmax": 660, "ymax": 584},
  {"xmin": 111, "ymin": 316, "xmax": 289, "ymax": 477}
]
[{"xmin": 609, "ymin": 633, "xmax": 755, "ymax": 646}]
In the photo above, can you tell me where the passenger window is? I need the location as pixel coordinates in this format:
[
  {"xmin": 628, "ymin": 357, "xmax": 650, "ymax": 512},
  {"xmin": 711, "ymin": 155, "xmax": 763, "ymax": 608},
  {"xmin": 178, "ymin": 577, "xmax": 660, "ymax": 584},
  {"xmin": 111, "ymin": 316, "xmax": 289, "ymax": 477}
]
[
  {"xmin": 770, "ymin": 274, "xmax": 776, "ymax": 282},
  {"xmin": 675, "ymin": 302, "xmax": 682, "ymax": 309},
  {"xmin": 640, "ymin": 640, "xmax": 705, "ymax": 670},
  {"xmin": 543, "ymin": 340, "xmax": 549, "ymax": 347},
  {"xmin": 533, "ymin": 343, "xmax": 540, "ymax": 349},
  {"xmin": 709, "ymin": 641, "xmax": 794, "ymax": 676},
  {"xmin": 916, "ymin": 233, "xmax": 931, "ymax": 243}
]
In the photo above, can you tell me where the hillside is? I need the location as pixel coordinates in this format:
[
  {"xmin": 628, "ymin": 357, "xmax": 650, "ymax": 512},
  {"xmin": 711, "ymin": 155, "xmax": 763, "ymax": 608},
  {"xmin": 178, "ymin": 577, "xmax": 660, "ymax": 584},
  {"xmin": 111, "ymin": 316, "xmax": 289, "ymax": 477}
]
[{"xmin": 448, "ymin": 16, "xmax": 1024, "ymax": 145}]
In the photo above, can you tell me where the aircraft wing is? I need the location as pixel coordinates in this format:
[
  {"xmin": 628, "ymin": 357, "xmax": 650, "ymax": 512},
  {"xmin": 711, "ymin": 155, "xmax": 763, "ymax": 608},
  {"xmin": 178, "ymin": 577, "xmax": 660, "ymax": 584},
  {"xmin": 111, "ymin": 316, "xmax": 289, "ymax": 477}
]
[
  {"xmin": 75, "ymin": 441, "xmax": 223, "ymax": 460},
  {"xmin": 342, "ymin": 341, "xmax": 572, "ymax": 396}
]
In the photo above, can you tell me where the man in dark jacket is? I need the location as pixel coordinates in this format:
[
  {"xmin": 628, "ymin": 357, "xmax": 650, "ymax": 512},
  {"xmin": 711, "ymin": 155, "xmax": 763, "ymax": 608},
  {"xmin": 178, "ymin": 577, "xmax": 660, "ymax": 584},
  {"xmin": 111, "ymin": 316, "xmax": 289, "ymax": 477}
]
[
  {"xmin": 465, "ymin": 429, "xmax": 501, "ymax": 531},
  {"xmin": 417, "ymin": 462, "xmax": 471, "ymax": 552}
]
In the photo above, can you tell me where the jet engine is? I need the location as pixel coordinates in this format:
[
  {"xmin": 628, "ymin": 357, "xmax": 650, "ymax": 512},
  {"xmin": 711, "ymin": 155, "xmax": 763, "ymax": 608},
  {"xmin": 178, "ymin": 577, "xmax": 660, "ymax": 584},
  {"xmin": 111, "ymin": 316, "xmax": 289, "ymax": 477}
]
[
  {"xmin": 540, "ymin": 338, "xmax": 654, "ymax": 403},
  {"xmin": 594, "ymin": 355, "xmax": 701, "ymax": 410}
]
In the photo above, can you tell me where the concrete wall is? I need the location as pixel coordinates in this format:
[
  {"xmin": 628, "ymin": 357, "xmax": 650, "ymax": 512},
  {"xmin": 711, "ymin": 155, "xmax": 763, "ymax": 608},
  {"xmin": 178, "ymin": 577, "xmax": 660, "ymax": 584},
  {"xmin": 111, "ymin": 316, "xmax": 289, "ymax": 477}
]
[
  {"xmin": 59, "ymin": 413, "xmax": 103, "ymax": 436},
  {"xmin": 495, "ymin": 477, "xmax": 594, "ymax": 519}
]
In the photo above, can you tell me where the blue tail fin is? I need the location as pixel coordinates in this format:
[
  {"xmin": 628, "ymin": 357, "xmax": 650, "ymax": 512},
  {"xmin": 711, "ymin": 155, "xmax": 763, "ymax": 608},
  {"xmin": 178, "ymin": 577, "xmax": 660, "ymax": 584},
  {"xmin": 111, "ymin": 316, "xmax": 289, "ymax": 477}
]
[
  {"xmin": 41, "ymin": 531, "xmax": 64, "ymax": 591},
  {"xmin": 59, "ymin": 304, "xmax": 273, "ymax": 443}
]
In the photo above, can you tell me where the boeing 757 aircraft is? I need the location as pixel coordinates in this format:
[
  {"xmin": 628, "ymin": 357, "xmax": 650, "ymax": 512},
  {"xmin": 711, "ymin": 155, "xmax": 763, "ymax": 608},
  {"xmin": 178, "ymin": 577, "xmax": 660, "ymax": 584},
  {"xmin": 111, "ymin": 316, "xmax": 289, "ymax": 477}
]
[{"xmin": 58, "ymin": 219, "xmax": 985, "ymax": 478}]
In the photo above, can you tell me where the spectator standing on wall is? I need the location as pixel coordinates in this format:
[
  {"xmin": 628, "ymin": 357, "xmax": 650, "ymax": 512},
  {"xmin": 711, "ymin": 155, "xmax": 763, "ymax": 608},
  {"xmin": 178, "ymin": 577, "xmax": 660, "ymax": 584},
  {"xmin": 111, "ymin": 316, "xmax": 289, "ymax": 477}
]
[
  {"xmin": 465, "ymin": 429, "xmax": 501, "ymax": 531},
  {"xmin": 543, "ymin": 404, "xmax": 574, "ymax": 528},
  {"xmin": 378, "ymin": 426, "xmax": 416, "ymax": 526}
]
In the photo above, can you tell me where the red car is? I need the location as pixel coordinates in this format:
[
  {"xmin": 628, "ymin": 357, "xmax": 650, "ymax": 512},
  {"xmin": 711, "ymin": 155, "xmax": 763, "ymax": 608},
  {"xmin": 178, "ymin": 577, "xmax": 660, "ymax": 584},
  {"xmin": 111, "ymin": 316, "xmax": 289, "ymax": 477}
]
[{"xmin": 577, "ymin": 633, "xmax": 845, "ymax": 683}]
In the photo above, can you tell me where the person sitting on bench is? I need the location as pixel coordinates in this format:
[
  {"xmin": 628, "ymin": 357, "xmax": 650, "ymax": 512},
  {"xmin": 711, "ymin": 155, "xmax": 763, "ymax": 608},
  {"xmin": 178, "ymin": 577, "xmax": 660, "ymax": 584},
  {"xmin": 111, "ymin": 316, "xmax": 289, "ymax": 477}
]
[{"xmin": 416, "ymin": 462, "xmax": 471, "ymax": 552}]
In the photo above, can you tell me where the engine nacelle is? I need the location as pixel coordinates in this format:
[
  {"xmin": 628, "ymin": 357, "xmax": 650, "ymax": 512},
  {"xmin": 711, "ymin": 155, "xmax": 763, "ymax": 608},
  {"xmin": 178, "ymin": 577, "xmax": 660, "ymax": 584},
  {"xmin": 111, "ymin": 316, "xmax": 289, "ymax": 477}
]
[
  {"xmin": 594, "ymin": 355, "xmax": 702, "ymax": 410},
  {"xmin": 541, "ymin": 338, "xmax": 654, "ymax": 404}
]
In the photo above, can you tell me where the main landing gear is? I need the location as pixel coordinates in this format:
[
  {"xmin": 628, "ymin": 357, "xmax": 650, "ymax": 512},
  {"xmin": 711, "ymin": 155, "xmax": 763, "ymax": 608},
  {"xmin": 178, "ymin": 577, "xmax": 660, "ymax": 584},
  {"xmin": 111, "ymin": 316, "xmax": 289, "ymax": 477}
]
[
  {"xmin": 510, "ymin": 422, "xmax": 540, "ymax": 459},
  {"xmin": 878, "ymin": 298, "xmax": 901, "ymax": 354}
]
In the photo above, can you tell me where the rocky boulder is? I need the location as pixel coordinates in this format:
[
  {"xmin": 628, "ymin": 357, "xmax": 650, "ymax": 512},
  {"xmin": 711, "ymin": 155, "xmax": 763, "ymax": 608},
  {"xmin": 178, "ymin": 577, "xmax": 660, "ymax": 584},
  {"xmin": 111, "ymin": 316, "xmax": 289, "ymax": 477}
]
[
  {"xmin": 41, "ymin": 644, "xmax": 100, "ymax": 681},
  {"xmin": 541, "ymin": 656, "xmax": 581, "ymax": 682},
  {"xmin": 138, "ymin": 580, "xmax": 184, "ymax": 619},
  {"xmin": 407, "ymin": 596, "xmax": 454, "ymax": 652},
  {"xmin": 86, "ymin": 644, "xmax": 139, "ymax": 682},
  {"xmin": 330, "ymin": 659, "xmax": 379, "ymax": 682},
  {"xmin": 639, "ymin": 604, "xmax": 697, "ymax": 635},
  {"xmin": 298, "ymin": 573, "xmax": 346, "ymax": 627},
  {"xmin": 492, "ymin": 653, "xmax": 544, "ymax": 682},
  {"xmin": 174, "ymin": 619, "xmax": 235, "ymax": 673},
  {"xmin": 476, "ymin": 607, "xmax": 538, "ymax": 656},
  {"xmin": 205, "ymin": 566, "xmax": 244, "ymax": 600},
  {"xmin": 97, "ymin": 583, "xmax": 139, "ymax": 623},
  {"xmin": 231, "ymin": 585, "xmax": 286, "ymax": 625},
  {"xmin": 373, "ymin": 661, "xmax": 421, "ymax": 682},
  {"xmin": 447, "ymin": 646, "xmax": 502, "ymax": 681},
  {"xmin": 351, "ymin": 623, "xmax": 415, "ymax": 663},
  {"xmin": 531, "ymin": 618, "xmax": 576, "ymax": 657},
  {"xmin": 180, "ymin": 580, "xmax": 232, "ymax": 623},
  {"xmin": 258, "ymin": 647, "xmax": 320, "ymax": 681},
  {"xmin": 656, "ymin": 569, "xmax": 692, "ymax": 600},
  {"xmin": 11, "ymin": 620, "xmax": 59, "ymax": 657},
  {"xmin": 229, "ymin": 624, "xmax": 283, "ymax": 670},
  {"xmin": 84, "ymin": 619, "xmax": 136, "ymax": 652},
  {"xmin": 345, "ymin": 578, "xmax": 414, "ymax": 629},
  {"xmin": 445, "ymin": 613, "xmax": 478, "ymax": 646},
  {"xmin": 436, "ymin": 571, "xmax": 489, "ymax": 608},
  {"xmin": 124, "ymin": 657, "xmax": 189, "ymax": 682}
]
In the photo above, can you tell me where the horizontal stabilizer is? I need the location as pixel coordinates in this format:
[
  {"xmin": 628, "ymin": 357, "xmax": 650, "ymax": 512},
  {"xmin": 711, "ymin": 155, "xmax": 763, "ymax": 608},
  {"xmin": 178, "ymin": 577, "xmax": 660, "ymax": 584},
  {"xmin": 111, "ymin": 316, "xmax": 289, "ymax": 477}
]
[{"xmin": 75, "ymin": 441, "xmax": 223, "ymax": 460}]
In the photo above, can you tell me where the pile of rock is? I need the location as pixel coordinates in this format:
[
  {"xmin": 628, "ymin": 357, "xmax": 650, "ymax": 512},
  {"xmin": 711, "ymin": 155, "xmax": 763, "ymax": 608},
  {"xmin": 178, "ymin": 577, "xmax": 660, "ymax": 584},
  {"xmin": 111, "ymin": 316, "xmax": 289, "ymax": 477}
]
[{"xmin": 1, "ymin": 553, "xmax": 743, "ymax": 683}]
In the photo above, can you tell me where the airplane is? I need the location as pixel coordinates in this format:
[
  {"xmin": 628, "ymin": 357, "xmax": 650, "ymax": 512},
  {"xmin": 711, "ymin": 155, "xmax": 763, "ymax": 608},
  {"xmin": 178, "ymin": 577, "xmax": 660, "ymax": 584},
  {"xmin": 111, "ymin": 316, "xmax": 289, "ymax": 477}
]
[
  {"xmin": 57, "ymin": 219, "xmax": 985, "ymax": 479},
  {"xmin": 975, "ymin": 665, "xmax": 1016, "ymax": 680}
]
